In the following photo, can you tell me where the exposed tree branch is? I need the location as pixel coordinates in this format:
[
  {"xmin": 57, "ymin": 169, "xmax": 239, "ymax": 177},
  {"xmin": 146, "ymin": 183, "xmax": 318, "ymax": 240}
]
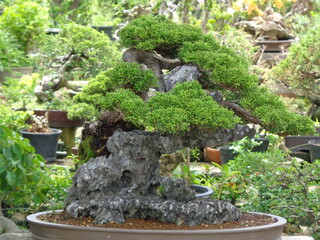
[
  {"xmin": 151, "ymin": 53, "xmax": 181, "ymax": 64},
  {"xmin": 221, "ymin": 100, "xmax": 264, "ymax": 126}
]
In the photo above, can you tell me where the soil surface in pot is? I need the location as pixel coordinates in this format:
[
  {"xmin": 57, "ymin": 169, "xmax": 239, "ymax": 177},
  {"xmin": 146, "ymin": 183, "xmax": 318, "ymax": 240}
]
[
  {"xmin": 25, "ymin": 128, "xmax": 54, "ymax": 133},
  {"xmin": 39, "ymin": 212, "xmax": 276, "ymax": 230}
]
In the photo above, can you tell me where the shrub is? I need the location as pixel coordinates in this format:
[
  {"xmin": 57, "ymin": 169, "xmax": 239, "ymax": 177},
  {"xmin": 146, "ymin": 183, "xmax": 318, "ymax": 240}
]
[
  {"xmin": 0, "ymin": 1, "xmax": 50, "ymax": 53},
  {"xmin": 0, "ymin": 125, "xmax": 74, "ymax": 214},
  {"xmin": 0, "ymin": 30, "xmax": 29, "ymax": 71},
  {"xmin": 0, "ymin": 125, "xmax": 46, "ymax": 212},
  {"xmin": 228, "ymin": 151, "xmax": 320, "ymax": 238}
]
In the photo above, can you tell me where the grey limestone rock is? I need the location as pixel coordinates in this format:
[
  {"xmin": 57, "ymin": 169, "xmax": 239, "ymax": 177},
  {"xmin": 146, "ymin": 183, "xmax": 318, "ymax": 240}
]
[
  {"xmin": 65, "ymin": 125, "xmax": 255, "ymax": 225},
  {"xmin": 161, "ymin": 65, "xmax": 201, "ymax": 91}
]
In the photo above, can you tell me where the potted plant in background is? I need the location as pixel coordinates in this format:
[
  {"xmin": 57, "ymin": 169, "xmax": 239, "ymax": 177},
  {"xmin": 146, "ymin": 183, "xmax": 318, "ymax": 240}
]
[
  {"xmin": 26, "ymin": 15, "xmax": 317, "ymax": 239},
  {"xmin": 219, "ymin": 136, "xmax": 270, "ymax": 165},
  {"xmin": 20, "ymin": 115, "xmax": 61, "ymax": 162},
  {"xmin": 205, "ymin": 136, "xmax": 270, "ymax": 165}
]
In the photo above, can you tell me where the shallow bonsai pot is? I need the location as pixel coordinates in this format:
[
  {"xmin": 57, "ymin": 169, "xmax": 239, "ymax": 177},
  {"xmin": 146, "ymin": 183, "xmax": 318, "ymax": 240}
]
[
  {"xmin": 308, "ymin": 139, "xmax": 320, "ymax": 162},
  {"xmin": 27, "ymin": 211, "xmax": 286, "ymax": 240},
  {"xmin": 20, "ymin": 128, "xmax": 62, "ymax": 162},
  {"xmin": 284, "ymin": 135, "xmax": 320, "ymax": 151},
  {"xmin": 0, "ymin": 67, "xmax": 35, "ymax": 82},
  {"xmin": 191, "ymin": 184, "xmax": 214, "ymax": 197},
  {"xmin": 256, "ymin": 39, "xmax": 296, "ymax": 52},
  {"xmin": 33, "ymin": 110, "xmax": 85, "ymax": 128}
]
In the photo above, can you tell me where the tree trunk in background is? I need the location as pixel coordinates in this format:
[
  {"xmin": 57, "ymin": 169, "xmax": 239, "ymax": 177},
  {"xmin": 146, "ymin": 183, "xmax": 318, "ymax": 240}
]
[{"xmin": 181, "ymin": 0, "xmax": 191, "ymax": 24}]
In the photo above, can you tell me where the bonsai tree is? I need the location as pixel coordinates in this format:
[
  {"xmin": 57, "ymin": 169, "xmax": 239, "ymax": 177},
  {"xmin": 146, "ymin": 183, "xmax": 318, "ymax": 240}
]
[
  {"xmin": 34, "ymin": 23, "xmax": 121, "ymax": 103},
  {"xmin": 64, "ymin": 15, "xmax": 315, "ymax": 226},
  {"xmin": 269, "ymin": 19, "xmax": 320, "ymax": 120}
]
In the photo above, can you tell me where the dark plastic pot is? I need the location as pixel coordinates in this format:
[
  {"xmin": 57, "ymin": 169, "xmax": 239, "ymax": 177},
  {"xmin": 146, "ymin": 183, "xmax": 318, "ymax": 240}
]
[
  {"xmin": 284, "ymin": 136, "xmax": 320, "ymax": 152},
  {"xmin": 90, "ymin": 25, "xmax": 115, "ymax": 40},
  {"xmin": 220, "ymin": 147, "xmax": 238, "ymax": 165},
  {"xmin": 308, "ymin": 139, "xmax": 320, "ymax": 162},
  {"xmin": 20, "ymin": 128, "xmax": 62, "ymax": 162},
  {"xmin": 252, "ymin": 138, "xmax": 270, "ymax": 152},
  {"xmin": 27, "ymin": 211, "xmax": 286, "ymax": 240}
]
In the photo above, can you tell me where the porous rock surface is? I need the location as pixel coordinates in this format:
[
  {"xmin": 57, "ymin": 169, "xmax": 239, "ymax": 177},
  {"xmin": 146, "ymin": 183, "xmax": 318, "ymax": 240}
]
[
  {"xmin": 161, "ymin": 65, "xmax": 201, "ymax": 91},
  {"xmin": 65, "ymin": 125, "xmax": 255, "ymax": 226}
]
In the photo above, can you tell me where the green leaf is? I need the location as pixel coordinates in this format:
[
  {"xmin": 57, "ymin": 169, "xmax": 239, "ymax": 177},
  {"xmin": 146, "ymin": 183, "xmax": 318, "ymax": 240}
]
[
  {"xmin": 5, "ymin": 171, "xmax": 15, "ymax": 186},
  {"xmin": 12, "ymin": 143, "xmax": 23, "ymax": 158}
]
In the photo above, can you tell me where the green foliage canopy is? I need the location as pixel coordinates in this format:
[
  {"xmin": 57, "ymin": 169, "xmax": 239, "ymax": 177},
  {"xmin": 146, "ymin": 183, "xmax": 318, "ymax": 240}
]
[{"xmin": 72, "ymin": 15, "xmax": 315, "ymax": 135}]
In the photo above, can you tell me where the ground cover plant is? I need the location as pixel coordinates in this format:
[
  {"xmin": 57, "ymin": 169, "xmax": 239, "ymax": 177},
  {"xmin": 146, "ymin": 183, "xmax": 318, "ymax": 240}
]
[{"xmin": 229, "ymin": 151, "xmax": 320, "ymax": 239}]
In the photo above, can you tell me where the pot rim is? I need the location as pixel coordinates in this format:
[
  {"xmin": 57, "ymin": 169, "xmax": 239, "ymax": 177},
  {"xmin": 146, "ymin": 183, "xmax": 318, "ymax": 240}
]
[
  {"xmin": 19, "ymin": 128, "xmax": 62, "ymax": 135},
  {"xmin": 27, "ymin": 210, "xmax": 286, "ymax": 234}
]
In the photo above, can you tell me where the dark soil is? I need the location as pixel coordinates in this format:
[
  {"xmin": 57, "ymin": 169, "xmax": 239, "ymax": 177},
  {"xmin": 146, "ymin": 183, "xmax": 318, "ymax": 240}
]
[{"xmin": 39, "ymin": 212, "xmax": 277, "ymax": 230}]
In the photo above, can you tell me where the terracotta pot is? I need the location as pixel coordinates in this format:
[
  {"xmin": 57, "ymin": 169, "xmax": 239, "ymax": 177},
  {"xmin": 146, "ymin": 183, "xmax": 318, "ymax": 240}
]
[
  {"xmin": 27, "ymin": 211, "xmax": 286, "ymax": 240},
  {"xmin": 33, "ymin": 110, "xmax": 84, "ymax": 128},
  {"xmin": 71, "ymin": 147, "xmax": 79, "ymax": 155},
  {"xmin": 204, "ymin": 147, "xmax": 221, "ymax": 164}
]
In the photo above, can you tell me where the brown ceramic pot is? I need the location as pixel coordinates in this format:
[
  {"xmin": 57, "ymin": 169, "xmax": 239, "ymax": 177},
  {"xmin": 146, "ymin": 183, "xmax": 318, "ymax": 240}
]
[
  {"xmin": 33, "ymin": 110, "xmax": 84, "ymax": 128},
  {"xmin": 27, "ymin": 211, "xmax": 286, "ymax": 240},
  {"xmin": 256, "ymin": 39, "xmax": 295, "ymax": 52}
]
